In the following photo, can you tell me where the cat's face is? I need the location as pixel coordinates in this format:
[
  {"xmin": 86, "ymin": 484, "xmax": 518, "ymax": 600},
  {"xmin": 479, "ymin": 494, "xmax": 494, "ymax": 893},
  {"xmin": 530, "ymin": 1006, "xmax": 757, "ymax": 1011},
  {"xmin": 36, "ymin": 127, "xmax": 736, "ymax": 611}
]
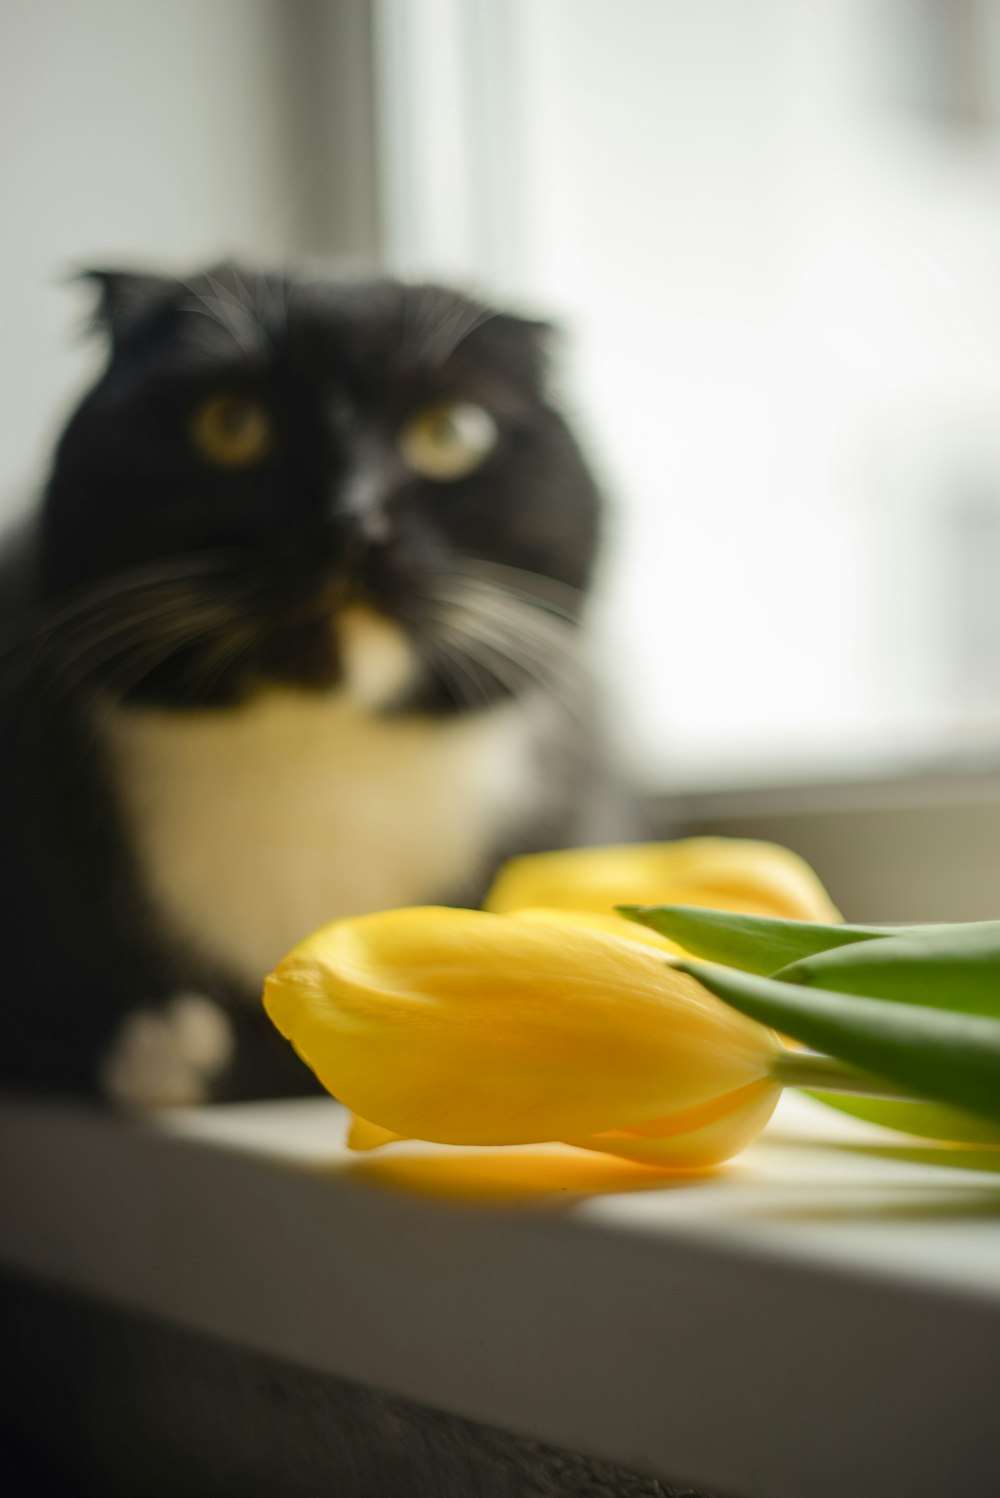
[{"xmin": 39, "ymin": 265, "xmax": 603, "ymax": 712}]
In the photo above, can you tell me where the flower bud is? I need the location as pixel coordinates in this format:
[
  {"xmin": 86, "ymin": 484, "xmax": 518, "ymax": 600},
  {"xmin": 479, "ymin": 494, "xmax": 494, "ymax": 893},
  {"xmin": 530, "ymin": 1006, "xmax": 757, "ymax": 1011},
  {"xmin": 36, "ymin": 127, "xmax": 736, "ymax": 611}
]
[
  {"xmin": 264, "ymin": 906, "xmax": 782, "ymax": 1168},
  {"xmin": 484, "ymin": 837, "xmax": 841, "ymax": 924}
]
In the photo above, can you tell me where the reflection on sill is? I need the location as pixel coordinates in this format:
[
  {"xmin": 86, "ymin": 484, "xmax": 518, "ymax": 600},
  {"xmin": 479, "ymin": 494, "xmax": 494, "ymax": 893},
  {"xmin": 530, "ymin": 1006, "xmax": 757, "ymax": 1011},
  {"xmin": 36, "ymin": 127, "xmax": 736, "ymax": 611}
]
[{"xmin": 333, "ymin": 1144, "xmax": 711, "ymax": 1206}]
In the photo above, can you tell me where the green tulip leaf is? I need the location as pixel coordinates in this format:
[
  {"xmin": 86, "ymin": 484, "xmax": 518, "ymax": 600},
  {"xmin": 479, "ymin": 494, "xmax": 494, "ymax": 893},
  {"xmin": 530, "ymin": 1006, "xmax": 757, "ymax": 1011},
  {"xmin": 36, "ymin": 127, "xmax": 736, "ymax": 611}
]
[
  {"xmin": 776, "ymin": 922, "xmax": 1000, "ymax": 1018},
  {"xmin": 676, "ymin": 959, "xmax": 1000, "ymax": 1124},
  {"xmin": 808, "ymin": 1091, "xmax": 1000, "ymax": 1145},
  {"xmin": 617, "ymin": 904, "xmax": 893, "ymax": 974}
]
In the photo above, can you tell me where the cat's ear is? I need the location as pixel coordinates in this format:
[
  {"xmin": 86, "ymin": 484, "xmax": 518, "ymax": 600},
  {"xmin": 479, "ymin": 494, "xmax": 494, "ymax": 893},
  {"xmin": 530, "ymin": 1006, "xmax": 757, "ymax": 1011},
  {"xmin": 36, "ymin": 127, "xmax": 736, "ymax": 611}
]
[
  {"xmin": 479, "ymin": 314, "xmax": 558, "ymax": 390},
  {"xmin": 75, "ymin": 268, "xmax": 177, "ymax": 346}
]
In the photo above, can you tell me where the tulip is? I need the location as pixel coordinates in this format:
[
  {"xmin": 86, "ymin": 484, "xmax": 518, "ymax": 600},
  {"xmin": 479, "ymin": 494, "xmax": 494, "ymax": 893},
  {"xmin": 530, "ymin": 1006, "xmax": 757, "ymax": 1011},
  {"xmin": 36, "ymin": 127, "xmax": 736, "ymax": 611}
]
[
  {"xmin": 510, "ymin": 905, "xmax": 684, "ymax": 953},
  {"xmin": 263, "ymin": 905, "xmax": 783, "ymax": 1170},
  {"xmin": 484, "ymin": 837, "xmax": 841, "ymax": 924}
]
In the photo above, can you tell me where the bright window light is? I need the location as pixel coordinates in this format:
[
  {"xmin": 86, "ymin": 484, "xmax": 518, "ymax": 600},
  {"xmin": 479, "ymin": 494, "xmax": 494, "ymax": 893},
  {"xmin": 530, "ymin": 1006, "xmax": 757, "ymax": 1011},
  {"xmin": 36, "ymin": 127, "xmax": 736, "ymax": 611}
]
[{"xmin": 375, "ymin": 0, "xmax": 1000, "ymax": 790}]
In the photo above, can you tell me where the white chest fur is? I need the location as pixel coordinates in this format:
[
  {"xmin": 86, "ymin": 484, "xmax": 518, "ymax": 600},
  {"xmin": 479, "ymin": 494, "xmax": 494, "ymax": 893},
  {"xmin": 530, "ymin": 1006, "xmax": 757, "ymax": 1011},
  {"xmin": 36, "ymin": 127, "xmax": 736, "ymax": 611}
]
[{"xmin": 104, "ymin": 689, "xmax": 542, "ymax": 988}]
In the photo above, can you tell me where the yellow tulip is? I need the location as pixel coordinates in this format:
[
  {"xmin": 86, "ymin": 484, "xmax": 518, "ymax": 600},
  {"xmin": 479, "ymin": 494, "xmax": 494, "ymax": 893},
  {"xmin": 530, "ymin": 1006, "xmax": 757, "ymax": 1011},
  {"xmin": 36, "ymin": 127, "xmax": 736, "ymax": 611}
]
[
  {"xmin": 263, "ymin": 905, "xmax": 783, "ymax": 1170},
  {"xmin": 484, "ymin": 837, "xmax": 841, "ymax": 924},
  {"xmin": 510, "ymin": 905, "xmax": 684, "ymax": 952}
]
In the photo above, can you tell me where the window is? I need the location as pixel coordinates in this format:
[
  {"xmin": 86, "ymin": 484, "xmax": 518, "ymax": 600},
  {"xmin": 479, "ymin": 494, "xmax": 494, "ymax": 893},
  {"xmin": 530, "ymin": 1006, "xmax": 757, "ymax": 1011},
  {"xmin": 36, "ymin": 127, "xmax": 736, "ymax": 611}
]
[{"xmin": 376, "ymin": 0, "xmax": 1000, "ymax": 791}]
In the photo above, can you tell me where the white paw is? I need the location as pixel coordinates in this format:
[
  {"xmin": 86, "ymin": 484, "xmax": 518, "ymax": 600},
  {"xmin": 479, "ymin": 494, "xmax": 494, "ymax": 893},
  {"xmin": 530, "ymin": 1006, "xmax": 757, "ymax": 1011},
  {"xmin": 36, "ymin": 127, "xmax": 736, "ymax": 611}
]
[{"xmin": 101, "ymin": 993, "xmax": 236, "ymax": 1111}]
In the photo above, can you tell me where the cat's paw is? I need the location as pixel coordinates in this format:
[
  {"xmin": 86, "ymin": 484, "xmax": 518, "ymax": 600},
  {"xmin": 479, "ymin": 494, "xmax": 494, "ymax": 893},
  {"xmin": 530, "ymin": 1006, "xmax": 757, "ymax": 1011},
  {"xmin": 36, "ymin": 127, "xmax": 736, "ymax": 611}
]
[{"xmin": 100, "ymin": 992, "xmax": 235, "ymax": 1110}]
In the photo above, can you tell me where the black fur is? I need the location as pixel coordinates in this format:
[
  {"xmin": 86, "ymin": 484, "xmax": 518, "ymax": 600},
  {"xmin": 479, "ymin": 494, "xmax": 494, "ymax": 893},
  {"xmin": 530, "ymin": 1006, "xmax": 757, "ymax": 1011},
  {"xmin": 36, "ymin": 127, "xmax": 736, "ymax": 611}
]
[{"xmin": 0, "ymin": 264, "xmax": 616, "ymax": 1099}]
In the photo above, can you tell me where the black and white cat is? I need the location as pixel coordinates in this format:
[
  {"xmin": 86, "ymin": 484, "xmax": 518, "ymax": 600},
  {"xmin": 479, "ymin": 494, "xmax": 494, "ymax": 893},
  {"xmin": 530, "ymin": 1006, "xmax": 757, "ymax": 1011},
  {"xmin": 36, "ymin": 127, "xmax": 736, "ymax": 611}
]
[{"xmin": 0, "ymin": 265, "xmax": 625, "ymax": 1107}]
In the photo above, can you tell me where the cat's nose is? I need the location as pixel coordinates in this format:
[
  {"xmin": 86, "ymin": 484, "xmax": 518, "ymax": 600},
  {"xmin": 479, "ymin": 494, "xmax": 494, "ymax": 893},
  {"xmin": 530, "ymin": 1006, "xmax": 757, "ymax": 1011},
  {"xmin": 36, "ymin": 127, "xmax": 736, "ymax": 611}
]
[
  {"xmin": 318, "ymin": 502, "xmax": 391, "ymax": 565},
  {"xmin": 336, "ymin": 437, "xmax": 401, "ymax": 543},
  {"xmin": 357, "ymin": 508, "xmax": 392, "ymax": 545},
  {"xmin": 307, "ymin": 507, "xmax": 390, "ymax": 585},
  {"xmin": 328, "ymin": 490, "xmax": 394, "ymax": 553}
]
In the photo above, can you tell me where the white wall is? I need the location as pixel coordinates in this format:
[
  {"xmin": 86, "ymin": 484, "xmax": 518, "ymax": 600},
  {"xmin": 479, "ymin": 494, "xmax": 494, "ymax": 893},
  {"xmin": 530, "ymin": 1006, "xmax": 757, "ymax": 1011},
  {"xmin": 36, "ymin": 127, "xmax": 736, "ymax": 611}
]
[{"xmin": 0, "ymin": 0, "xmax": 303, "ymax": 508}]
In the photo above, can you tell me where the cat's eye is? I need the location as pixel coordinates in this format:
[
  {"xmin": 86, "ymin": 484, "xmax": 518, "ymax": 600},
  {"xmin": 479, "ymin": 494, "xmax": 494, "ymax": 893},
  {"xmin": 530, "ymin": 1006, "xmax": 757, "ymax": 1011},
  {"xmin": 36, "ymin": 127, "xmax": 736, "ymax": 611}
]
[
  {"xmin": 399, "ymin": 402, "xmax": 498, "ymax": 482},
  {"xmin": 192, "ymin": 394, "xmax": 274, "ymax": 468}
]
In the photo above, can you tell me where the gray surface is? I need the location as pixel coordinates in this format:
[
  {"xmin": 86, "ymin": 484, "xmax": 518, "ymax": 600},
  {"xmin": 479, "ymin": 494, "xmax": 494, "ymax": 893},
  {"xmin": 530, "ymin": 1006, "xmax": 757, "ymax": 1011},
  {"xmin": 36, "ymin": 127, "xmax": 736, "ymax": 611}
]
[
  {"xmin": 669, "ymin": 763, "xmax": 1000, "ymax": 922},
  {"xmin": 0, "ymin": 1274, "xmax": 705, "ymax": 1498},
  {"xmin": 1, "ymin": 1094, "xmax": 999, "ymax": 1498}
]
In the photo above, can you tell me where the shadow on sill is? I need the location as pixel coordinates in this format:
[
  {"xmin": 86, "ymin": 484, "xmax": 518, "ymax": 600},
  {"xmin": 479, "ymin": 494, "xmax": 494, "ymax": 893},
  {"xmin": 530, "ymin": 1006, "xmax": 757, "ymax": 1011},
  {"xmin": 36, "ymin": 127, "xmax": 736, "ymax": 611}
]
[{"xmin": 0, "ymin": 1273, "xmax": 720, "ymax": 1498}]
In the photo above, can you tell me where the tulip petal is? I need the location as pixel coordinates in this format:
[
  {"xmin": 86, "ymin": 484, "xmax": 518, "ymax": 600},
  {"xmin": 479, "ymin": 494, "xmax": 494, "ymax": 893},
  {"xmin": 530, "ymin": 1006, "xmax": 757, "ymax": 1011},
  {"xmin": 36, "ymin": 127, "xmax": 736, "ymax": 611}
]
[
  {"xmin": 569, "ymin": 1077, "xmax": 782, "ymax": 1169},
  {"xmin": 347, "ymin": 1115, "xmax": 406, "ymax": 1152},
  {"xmin": 484, "ymin": 838, "xmax": 841, "ymax": 923},
  {"xmin": 509, "ymin": 906, "xmax": 682, "ymax": 953},
  {"xmin": 264, "ymin": 906, "xmax": 779, "ymax": 1147}
]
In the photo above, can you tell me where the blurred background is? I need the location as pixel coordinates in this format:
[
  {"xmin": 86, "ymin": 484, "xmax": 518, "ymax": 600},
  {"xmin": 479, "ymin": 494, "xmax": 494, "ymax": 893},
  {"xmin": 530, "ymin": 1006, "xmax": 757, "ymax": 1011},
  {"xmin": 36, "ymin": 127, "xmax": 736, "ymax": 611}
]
[{"xmin": 5, "ymin": 0, "xmax": 1000, "ymax": 916}]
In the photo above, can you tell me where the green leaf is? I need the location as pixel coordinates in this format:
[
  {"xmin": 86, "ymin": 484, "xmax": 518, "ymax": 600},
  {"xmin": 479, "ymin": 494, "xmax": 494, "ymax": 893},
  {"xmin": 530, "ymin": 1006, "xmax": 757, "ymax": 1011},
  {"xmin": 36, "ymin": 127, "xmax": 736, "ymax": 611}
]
[
  {"xmin": 808, "ymin": 1091, "xmax": 1000, "ymax": 1145},
  {"xmin": 776, "ymin": 922, "xmax": 1000, "ymax": 1018},
  {"xmin": 617, "ymin": 904, "xmax": 893, "ymax": 974},
  {"xmin": 676, "ymin": 959, "xmax": 1000, "ymax": 1124}
]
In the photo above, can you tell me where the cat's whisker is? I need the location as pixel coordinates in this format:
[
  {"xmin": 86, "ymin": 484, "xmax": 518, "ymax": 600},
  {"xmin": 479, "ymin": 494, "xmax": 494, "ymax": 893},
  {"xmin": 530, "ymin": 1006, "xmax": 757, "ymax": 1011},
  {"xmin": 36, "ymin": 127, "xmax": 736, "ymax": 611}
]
[
  {"xmin": 420, "ymin": 582, "xmax": 578, "ymax": 658},
  {"xmin": 418, "ymin": 629, "xmax": 502, "ymax": 712},
  {"xmin": 27, "ymin": 632, "xmax": 194, "ymax": 739},
  {"xmin": 177, "ymin": 280, "xmax": 244, "ymax": 346},
  {"xmin": 217, "ymin": 263, "xmax": 276, "ymax": 357},
  {"xmin": 178, "ymin": 274, "xmax": 261, "ymax": 362},
  {"xmin": 179, "ymin": 619, "xmax": 267, "ymax": 706},
  {"xmin": 201, "ymin": 296, "xmax": 262, "ymax": 362},
  {"xmin": 0, "ymin": 553, "xmax": 246, "ymax": 666},
  {"xmin": 432, "ymin": 584, "xmax": 585, "ymax": 671},
  {"xmin": 18, "ymin": 607, "xmax": 203, "ymax": 706},
  {"xmin": 223, "ymin": 261, "xmax": 258, "ymax": 320},
  {"xmin": 439, "ymin": 610, "xmax": 571, "ymax": 695},
  {"xmin": 80, "ymin": 616, "xmax": 255, "ymax": 734},
  {"xmin": 426, "ymin": 578, "xmax": 596, "ymax": 733},
  {"xmin": 89, "ymin": 609, "xmax": 255, "ymax": 715},
  {"xmin": 446, "ymin": 585, "xmax": 580, "ymax": 644},
  {"xmin": 253, "ymin": 267, "xmax": 291, "ymax": 344},
  {"xmin": 391, "ymin": 597, "xmax": 503, "ymax": 712},
  {"xmin": 29, "ymin": 589, "xmax": 238, "ymax": 676},
  {"xmin": 402, "ymin": 288, "xmax": 445, "ymax": 371},
  {"xmin": 25, "ymin": 600, "xmax": 243, "ymax": 725},
  {"xmin": 418, "ymin": 593, "xmax": 590, "ymax": 728},
  {"xmin": 425, "ymin": 299, "xmax": 498, "ymax": 369},
  {"xmin": 430, "ymin": 619, "xmax": 537, "ymax": 705},
  {"xmin": 442, "ymin": 558, "xmax": 585, "ymax": 620}
]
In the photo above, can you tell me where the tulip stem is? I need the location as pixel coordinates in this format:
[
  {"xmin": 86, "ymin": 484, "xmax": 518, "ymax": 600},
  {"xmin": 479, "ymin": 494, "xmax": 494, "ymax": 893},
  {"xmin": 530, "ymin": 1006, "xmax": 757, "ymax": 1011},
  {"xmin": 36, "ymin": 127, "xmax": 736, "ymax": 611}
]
[{"xmin": 769, "ymin": 1048, "xmax": 920, "ymax": 1101}]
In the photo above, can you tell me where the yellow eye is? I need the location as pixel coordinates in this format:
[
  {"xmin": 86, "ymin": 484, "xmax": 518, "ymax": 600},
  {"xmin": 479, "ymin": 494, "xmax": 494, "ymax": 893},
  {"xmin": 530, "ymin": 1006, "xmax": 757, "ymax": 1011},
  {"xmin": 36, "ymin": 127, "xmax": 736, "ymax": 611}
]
[
  {"xmin": 399, "ymin": 401, "xmax": 498, "ymax": 481},
  {"xmin": 192, "ymin": 394, "xmax": 274, "ymax": 468}
]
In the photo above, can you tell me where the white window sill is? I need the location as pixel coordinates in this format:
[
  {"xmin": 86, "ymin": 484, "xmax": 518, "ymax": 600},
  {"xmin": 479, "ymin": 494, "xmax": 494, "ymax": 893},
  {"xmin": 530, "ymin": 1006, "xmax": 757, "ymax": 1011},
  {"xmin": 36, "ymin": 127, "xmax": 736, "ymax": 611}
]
[{"xmin": 1, "ymin": 1091, "xmax": 998, "ymax": 1497}]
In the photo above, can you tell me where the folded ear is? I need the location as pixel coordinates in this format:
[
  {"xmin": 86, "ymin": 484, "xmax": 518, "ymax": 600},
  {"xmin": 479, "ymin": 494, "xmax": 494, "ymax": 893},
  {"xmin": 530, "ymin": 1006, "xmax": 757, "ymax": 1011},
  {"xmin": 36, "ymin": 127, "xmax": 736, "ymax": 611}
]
[
  {"xmin": 75, "ymin": 268, "xmax": 178, "ymax": 345},
  {"xmin": 471, "ymin": 313, "xmax": 559, "ymax": 392}
]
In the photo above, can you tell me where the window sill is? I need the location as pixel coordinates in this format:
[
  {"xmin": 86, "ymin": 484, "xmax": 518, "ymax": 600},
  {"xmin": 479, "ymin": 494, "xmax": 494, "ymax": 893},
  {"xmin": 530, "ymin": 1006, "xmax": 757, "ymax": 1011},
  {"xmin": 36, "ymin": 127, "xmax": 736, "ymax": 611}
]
[
  {"xmin": 662, "ymin": 760, "xmax": 1000, "ymax": 922},
  {"xmin": 1, "ymin": 1092, "xmax": 998, "ymax": 1497}
]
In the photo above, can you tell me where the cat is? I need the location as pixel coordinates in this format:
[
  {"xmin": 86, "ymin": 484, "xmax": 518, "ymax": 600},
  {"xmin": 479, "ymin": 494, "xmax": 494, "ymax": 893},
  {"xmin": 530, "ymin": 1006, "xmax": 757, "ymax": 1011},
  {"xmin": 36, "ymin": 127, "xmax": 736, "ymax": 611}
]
[{"xmin": 0, "ymin": 263, "xmax": 627, "ymax": 1108}]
